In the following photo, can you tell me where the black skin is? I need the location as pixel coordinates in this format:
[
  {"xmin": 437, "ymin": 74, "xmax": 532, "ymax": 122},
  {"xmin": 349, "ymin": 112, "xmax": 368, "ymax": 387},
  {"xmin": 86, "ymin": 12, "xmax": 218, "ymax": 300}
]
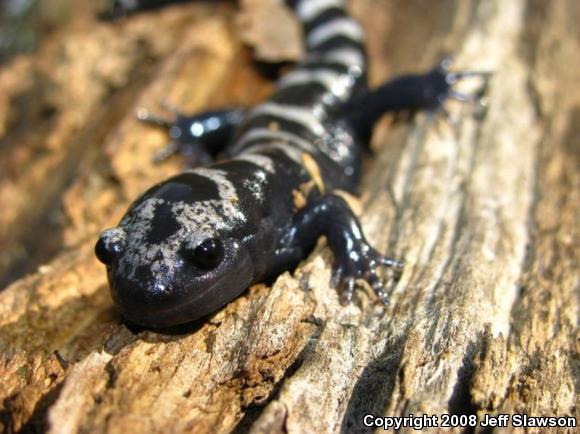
[
  {"xmin": 96, "ymin": 0, "xmax": 487, "ymax": 328},
  {"xmin": 144, "ymin": 66, "xmax": 457, "ymax": 163},
  {"xmin": 97, "ymin": 67, "xmax": 461, "ymax": 328},
  {"xmin": 348, "ymin": 67, "xmax": 454, "ymax": 141},
  {"xmin": 276, "ymin": 194, "xmax": 403, "ymax": 304}
]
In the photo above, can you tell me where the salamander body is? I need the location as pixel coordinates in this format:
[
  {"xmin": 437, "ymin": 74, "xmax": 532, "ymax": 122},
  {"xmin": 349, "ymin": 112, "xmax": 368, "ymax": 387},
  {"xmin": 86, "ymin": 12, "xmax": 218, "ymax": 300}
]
[{"xmin": 96, "ymin": 0, "xmax": 482, "ymax": 328}]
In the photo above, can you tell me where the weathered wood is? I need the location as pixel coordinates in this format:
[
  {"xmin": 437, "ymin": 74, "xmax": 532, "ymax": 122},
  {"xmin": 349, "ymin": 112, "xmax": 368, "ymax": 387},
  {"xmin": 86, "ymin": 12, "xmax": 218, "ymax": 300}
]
[{"xmin": 0, "ymin": 1, "xmax": 578, "ymax": 433}]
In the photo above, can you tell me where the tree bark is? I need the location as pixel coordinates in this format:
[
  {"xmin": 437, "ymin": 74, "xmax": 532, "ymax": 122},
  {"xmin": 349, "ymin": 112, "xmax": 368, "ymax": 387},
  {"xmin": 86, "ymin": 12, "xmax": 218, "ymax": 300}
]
[{"xmin": 0, "ymin": 1, "xmax": 578, "ymax": 433}]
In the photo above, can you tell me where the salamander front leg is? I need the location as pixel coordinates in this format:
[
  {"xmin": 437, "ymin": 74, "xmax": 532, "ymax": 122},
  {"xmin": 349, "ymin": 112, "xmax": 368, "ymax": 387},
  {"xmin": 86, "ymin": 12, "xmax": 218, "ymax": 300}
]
[
  {"xmin": 282, "ymin": 194, "xmax": 403, "ymax": 304},
  {"xmin": 137, "ymin": 105, "xmax": 246, "ymax": 167}
]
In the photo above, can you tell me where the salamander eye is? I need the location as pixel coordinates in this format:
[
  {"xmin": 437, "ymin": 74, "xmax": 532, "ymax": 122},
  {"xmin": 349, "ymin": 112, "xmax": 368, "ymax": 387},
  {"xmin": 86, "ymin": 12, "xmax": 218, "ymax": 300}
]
[
  {"xmin": 95, "ymin": 228, "xmax": 126, "ymax": 265},
  {"xmin": 188, "ymin": 238, "xmax": 224, "ymax": 270}
]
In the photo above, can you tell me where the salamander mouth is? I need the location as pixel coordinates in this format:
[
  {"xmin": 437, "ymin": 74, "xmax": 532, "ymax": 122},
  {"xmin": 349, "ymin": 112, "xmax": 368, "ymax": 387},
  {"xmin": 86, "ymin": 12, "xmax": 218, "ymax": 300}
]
[{"xmin": 113, "ymin": 249, "xmax": 254, "ymax": 329}]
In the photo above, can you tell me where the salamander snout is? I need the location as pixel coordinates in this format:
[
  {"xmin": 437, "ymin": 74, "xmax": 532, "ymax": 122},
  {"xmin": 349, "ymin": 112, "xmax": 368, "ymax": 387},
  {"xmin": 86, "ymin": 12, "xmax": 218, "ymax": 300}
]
[
  {"xmin": 95, "ymin": 227, "xmax": 127, "ymax": 266},
  {"xmin": 95, "ymin": 224, "xmax": 255, "ymax": 328}
]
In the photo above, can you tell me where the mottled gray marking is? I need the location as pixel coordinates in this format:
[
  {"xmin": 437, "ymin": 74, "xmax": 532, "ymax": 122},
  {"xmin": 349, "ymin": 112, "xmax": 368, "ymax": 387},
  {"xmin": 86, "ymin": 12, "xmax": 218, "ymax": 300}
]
[
  {"xmin": 307, "ymin": 18, "xmax": 364, "ymax": 47},
  {"xmin": 117, "ymin": 198, "xmax": 175, "ymax": 285},
  {"xmin": 233, "ymin": 128, "xmax": 318, "ymax": 154},
  {"xmin": 248, "ymin": 102, "xmax": 325, "ymax": 136},
  {"xmin": 242, "ymin": 169, "xmax": 269, "ymax": 201},
  {"xmin": 296, "ymin": 0, "xmax": 345, "ymax": 21},
  {"xmin": 308, "ymin": 47, "xmax": 365, "ymax": 73},
  {"xmin": 278, "ymin": 68, "xmax": 356, "ymax": 100},
  {"xmin": 100, "ymin": 227, "xmax": 127, "ymax": 251},
  {"xmin": 314, "ymin": 123, "xmax": 355, "ymax": 162},
  {"xmin": 116, "ymin": 170, "xmax": 246, "ymax": 288},
  {"xmin": 244, "ymin": 142, "xmax": 304, "ymax": 164},
  {"xmin": 190, "ymin": 168, "xmax": 240, "ymax": 205},
  {"xmin": 234, "ymin": 154, "xmax": 276, "ymax": 174}
]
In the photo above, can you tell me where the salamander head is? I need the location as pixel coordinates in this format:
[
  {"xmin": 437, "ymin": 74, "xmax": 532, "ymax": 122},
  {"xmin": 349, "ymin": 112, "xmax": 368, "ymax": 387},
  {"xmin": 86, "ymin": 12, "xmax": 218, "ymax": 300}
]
[{"xmin": 95, "ymin": 170, "xmax": 254, "ymax": 328}]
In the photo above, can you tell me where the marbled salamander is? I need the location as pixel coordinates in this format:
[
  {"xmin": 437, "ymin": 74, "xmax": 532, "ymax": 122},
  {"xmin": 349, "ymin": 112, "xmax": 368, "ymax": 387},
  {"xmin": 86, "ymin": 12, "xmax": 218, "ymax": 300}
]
[{"xmin": 96, "ymin": 0, "xmax": 485, "ymax": 328}]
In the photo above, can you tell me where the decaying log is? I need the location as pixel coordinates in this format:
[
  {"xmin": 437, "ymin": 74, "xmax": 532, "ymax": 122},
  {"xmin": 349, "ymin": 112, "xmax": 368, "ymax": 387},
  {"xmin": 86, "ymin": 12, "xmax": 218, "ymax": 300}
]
[{"xmin": 0, "ymin": 0, "xmax": 578, "ymax": 433}]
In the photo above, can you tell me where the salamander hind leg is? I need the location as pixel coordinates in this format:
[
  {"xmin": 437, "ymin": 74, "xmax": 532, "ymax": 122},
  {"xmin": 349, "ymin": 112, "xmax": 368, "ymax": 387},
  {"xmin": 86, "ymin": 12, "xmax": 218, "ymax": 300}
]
[
  {"xmin": 350, "ymin": 57, "xmax": 491, "ymax": 138},
  {"xmin": 282, "ymin": 194, "xmax": 403, "ymax": 304},
  {"xmin": 137, "ymin": 105, "xmax": 245, "ymax": 167}
]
